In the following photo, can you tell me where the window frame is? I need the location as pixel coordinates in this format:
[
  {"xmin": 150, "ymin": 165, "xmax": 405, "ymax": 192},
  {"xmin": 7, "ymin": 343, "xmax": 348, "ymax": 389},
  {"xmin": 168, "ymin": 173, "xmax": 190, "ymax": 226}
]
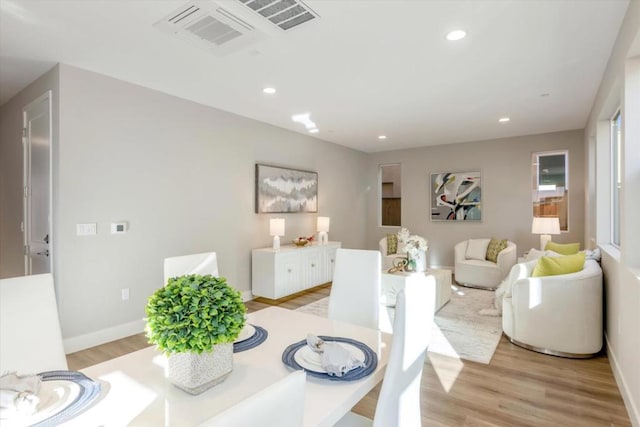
[
  {"xmin": 610, "ymin": 108, "xmax": 622, "ymax": 248},
  {"xmin": 532, "ymin": 150, "xmax": 569, "ymax": 232}
]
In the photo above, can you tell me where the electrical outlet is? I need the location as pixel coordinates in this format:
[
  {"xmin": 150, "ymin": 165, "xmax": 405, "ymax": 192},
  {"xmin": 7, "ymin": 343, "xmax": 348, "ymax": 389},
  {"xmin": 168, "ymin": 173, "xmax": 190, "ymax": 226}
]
[{"xmin": 121, "ymin": 288, "xmax": 130, "ymax": 301}]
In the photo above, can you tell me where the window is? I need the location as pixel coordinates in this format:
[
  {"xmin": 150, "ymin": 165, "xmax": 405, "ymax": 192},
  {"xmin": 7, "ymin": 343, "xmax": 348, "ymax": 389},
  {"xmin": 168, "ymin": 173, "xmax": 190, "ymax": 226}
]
[
  {"xmin": 611, "ymin": 109, "xmax": 621, "ymax": 247},
  {"xmin": 532, "ymin": 150, "xmax": 568, "ymax": 231},
  {"xmin": 380, "ymin": 164, "xmax": 401, "ymax": 226}
]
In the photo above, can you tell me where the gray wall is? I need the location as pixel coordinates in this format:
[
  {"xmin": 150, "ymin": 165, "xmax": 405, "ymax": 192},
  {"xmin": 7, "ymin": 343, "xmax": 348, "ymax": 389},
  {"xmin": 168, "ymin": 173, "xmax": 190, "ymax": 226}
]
[
  {"xmin": 366, "ymin": 130, "xmax": 585, "ymax": 268},
  {"xmin": 2, "ymin": 64, "xmax": 369, "ymax": 346},
  {"xmin": 0, "ymin": 65, "xmax": 59, "ymax": 279}
]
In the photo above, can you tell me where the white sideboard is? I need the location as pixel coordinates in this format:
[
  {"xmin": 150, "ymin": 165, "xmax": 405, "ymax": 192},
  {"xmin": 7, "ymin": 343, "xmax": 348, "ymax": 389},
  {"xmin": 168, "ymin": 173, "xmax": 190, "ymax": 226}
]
[{"xmin": 252, "ymin": 242, "xmax": 341, "ymax": 299}]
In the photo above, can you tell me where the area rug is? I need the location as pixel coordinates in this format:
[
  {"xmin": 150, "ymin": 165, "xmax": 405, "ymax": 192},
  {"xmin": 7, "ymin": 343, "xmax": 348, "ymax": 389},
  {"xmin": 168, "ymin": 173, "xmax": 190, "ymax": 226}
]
[{"xmin": 295, "ymin": 285, "xmax": 502, "ymax": 364}]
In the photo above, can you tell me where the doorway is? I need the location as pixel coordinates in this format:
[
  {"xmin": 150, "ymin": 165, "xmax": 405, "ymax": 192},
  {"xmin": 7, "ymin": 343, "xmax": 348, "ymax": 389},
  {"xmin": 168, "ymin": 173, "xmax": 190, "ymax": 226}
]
[
  {"xmin": 380, "ymin": 163, "xmax": 401, "ymax": 226},
  {"xmin": 23, "ymin": 91, "xmax": 52, "ymax": 275}
]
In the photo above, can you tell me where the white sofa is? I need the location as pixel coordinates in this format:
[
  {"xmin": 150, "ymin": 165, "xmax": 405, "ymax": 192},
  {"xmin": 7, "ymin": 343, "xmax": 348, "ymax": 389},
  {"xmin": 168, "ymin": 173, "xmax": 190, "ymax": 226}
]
[
  {"xmin": 379, "ymin": 237, "xmax": 406, "ymax": 271},
  {"xmin": 454, "ymin": 239, "xmax": 516, "ymax": 289},
  {"xmin": 502, "ymin": 259, "xmax": 603, "ymax": 358}
]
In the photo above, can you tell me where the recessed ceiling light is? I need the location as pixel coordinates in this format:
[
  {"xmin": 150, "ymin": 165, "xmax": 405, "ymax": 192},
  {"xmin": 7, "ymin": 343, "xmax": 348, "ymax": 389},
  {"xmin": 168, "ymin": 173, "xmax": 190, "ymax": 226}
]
[
  {"xmin": 378, "ymin": 135, "xmax": 387, "ymax": 140},
  {"xmin": 446, "ymin": 30, "xmax": 466, "ymax": 41},
  {"xmin": 263, "ymin": 87, "xmax": 276, "ymax": 94},
  {"xmin": 499, "ymin": 117, "xmax": 510, "ymax": 123},
  {"xmin": 309, "ymin": 128, "xmax": 319, "ymax": 134}
]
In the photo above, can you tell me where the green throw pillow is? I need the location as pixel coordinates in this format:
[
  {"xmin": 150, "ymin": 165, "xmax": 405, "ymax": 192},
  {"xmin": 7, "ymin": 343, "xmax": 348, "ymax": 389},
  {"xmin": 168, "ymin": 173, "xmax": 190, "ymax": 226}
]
[
  {"xmin": 532, "ymin": 252, "xmax": 586, "ymax": 277},
  {"xmin": 544, "ymin": 241, "xmax": 580, "ymax": 255},
  {"xmin": 486, "ymin": 238, "xmax": 508, "ymax": 263},
  {"xmin": 386, "ymin": 234, "xmax": 398, "ymax": 255}
]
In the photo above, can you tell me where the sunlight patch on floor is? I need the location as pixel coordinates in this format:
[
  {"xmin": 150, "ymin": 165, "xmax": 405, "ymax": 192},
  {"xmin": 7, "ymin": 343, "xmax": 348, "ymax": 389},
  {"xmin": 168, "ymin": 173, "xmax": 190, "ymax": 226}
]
[{"xmin": 428, "ymin": 323, "xmax": 464, "ymax": 392}]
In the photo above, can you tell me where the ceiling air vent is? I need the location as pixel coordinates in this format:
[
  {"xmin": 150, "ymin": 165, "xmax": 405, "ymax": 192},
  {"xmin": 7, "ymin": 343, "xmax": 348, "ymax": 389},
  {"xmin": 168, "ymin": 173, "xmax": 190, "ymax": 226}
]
[
  {"xmin": 154, "ymin": 1, "xmax": 268, "ymax": 56},
  {"xmin": 236, "ymin": 0, "xmax": 319, "ymax": 31}
]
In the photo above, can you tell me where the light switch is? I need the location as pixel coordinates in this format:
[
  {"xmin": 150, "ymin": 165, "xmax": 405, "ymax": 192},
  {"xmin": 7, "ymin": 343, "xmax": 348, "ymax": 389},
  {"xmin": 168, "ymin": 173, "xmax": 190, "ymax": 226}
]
[{"xmin": 77, "ymin": 223, "xmax": 97, "ymax": 236}]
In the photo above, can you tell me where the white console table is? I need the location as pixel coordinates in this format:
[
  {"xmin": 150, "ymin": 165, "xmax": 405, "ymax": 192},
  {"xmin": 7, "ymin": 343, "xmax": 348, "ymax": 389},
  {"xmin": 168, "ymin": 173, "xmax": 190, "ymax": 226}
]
[{"xmin": 252, "ymin": 242, "xmax": 341, "ymax": 299}]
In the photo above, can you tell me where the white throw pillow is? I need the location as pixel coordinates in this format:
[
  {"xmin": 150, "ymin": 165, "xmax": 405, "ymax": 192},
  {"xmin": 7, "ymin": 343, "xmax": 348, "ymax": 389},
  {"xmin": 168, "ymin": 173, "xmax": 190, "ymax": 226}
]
[
  {"xmin": 525, "ymin": 248, "xmax": 545, "ymax": 261},
  {"xmin": 465, "ymin": 238, "xmax": 490, "ymax": 261},
  {"xmin": 525, "ymin": 248, "xmax": 562, "ymax": 261}
]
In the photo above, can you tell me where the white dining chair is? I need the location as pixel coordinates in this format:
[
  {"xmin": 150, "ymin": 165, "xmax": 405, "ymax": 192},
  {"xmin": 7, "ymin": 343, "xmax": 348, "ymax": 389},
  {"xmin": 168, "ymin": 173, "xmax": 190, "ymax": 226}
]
[
  {"xmin": 197, "ymin": 371, "xmax": 306, "ymax": 427},
  {"xmin": 334, "ymin": 276, "xmax": 435, "ymax": 427},
  {"xmin": 328, "ymin": 248, "xmax": 381, "ymax": 330},
  {"xmin": 163, "ymin": 252, "xmax": 219, "ymax": 283},
  {"xmin": 0, "ymin": 273, "xmax": 68, "ymax": 374}
]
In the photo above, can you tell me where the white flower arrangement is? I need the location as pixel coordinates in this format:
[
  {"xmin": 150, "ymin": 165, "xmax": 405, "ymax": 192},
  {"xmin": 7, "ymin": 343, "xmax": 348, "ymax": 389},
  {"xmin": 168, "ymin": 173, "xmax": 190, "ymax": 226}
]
[{"xmin": 396, "ymin": 227, "xmax": 428, "ymax": 258}]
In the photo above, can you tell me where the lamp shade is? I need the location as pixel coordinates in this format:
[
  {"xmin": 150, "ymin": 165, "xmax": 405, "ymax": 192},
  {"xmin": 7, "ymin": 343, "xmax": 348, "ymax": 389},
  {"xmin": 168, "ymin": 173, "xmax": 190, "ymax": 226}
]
[
  {"xmin": 531, "ymin": 217, "xmax": 560, "ymax": 235},
  {"xmin": 317, "ymin": 216, "xmax": 330, "ymax": 233},
  {"xmin": 269, "ymin": 218, "xmax": 285, "ymax": 237}
]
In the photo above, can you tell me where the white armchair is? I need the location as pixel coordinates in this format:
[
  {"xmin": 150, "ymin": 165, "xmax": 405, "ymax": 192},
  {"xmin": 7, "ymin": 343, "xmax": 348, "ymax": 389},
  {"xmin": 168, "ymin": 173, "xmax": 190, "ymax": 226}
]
[
  {"xmin": 502, "ymin": 259, "xmax": 603, "ymax": 358},
  {"xmin": 454, "ymin": 239, "xmax": 516, "ymax": 289},
  {"xmin": 379, "ymin": 237, "xmax": 406, "ymax": 271}
]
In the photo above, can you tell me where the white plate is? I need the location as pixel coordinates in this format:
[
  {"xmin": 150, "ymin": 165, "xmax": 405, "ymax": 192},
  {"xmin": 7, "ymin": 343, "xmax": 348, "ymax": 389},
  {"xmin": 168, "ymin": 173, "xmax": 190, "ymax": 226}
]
[
  {"xmin": 5, "ymin": 379, "xmax": 82, "ymax": 426},
  {"xmin": 298, "ymin": 346, "xmax": 323, "ymax": 367},
  {"xmin": 234, "ymin": 324, "xmax": 256, "ymax": 343},
  {"xmin": 293, "ymin": 343, "xmax": 366, "ymax": 374}
]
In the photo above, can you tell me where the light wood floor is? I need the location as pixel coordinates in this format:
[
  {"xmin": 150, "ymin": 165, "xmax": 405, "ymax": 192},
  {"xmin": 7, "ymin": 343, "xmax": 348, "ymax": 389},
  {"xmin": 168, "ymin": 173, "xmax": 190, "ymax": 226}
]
[{"xmin": 67, "ymin": 285, "xmax": 631, "ymax": 426}]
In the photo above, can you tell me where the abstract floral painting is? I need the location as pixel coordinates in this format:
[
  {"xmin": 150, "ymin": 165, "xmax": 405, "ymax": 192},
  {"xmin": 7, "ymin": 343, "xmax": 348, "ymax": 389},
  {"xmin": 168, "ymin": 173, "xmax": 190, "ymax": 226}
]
[
  {"xmin": 430, "ymin": 171, "xmax": 482, "ymax": 221},
  {"xmin": 255, "ymin": 164, "xmax": 318, "ymax": 213}
]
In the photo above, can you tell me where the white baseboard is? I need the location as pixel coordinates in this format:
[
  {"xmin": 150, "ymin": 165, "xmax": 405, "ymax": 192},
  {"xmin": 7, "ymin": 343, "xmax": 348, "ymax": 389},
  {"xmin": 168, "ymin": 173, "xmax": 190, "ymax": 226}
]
[
  {"xmin": 64, "ymin": 292, "xmax": 255, "ymax": 354},
  {"xmin": 605, "ymin": 333, "xmax": 640, "ymax": 427},
  {"xmin": 63, "ymin": 319, "xmax": 145, "ymax": 354},
  {"xmin": 241, "ymin": 290, "xmax": 253, "ymax": 302}
]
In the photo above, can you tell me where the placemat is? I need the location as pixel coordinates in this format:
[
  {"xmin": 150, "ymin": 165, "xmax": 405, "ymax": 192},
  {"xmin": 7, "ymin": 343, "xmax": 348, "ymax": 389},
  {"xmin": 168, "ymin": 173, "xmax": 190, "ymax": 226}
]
[
  {"xmin": 282, "ymin": 336, "xmax": 378, "ymax": 381},
  {"xmin": 233, "ymin": 325, "xmax": 268, "ymax": 353},
  {"xmin": 31, "ymin": 370, "xmax": 103, "ymax": 427}
]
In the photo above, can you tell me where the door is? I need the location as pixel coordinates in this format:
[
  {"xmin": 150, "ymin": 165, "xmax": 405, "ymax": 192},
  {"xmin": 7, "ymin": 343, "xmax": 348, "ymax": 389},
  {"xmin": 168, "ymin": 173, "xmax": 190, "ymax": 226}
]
[{"xmin": 23, "ymin": 91, "xmax": 52, "ymax": 275}]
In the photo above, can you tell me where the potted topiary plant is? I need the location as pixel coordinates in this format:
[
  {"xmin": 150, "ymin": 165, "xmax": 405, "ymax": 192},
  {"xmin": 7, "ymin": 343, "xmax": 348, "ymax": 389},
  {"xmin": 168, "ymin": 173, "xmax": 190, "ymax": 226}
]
[{"xmin": 145, "ymin": 274, "xmax": 246, "ymax": 394}]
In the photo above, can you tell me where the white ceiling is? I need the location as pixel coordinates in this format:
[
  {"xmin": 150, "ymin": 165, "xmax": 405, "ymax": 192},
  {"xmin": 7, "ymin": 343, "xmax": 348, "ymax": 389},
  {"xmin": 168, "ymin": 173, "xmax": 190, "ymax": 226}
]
[{"xmin": 0, "ymin": 0, "xmax": 630, "ymax": 153}]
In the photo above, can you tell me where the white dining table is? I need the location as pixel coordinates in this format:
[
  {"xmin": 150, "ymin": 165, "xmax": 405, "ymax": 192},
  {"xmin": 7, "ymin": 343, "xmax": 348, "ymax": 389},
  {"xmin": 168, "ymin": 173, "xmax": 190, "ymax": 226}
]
[{"xmin": 64, "ymin": 306, "xmax": 392, "ymax": 427}]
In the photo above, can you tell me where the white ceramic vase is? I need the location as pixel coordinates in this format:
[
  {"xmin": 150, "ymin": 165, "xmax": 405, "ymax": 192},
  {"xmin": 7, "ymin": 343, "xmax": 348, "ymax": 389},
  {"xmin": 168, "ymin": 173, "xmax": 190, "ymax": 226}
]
[
  {"xmin": 406, "ymin": 250, "xmax": 427, "ymax": 273},
  {"xmin": 167, "ymin": 343, "xmax": 233, "ymax": 395}
]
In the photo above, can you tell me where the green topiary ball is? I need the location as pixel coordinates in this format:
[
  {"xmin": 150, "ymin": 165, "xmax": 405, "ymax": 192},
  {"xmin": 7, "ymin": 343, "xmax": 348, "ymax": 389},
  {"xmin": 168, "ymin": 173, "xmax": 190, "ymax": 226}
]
[{"xmin": 145, "ymin": 274, "xmax": 246, "ymax": 354}]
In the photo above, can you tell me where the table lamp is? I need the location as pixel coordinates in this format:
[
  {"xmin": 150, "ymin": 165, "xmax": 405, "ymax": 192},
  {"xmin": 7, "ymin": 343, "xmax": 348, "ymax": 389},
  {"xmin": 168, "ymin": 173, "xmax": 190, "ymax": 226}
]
[
  {"xmin": 270, "ymin": 218, "xmax": 285, "ymax": 250},
  {"xmin": 317, "ymin": 217, "xmax": 330, "ymax": 245},
  {"xmin": 531, "ymin": 217, "xmax": 560, "ymax": 250}
]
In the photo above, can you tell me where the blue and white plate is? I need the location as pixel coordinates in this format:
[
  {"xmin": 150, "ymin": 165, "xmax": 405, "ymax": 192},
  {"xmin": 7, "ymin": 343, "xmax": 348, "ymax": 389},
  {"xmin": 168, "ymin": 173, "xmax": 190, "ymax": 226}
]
[
  {"xmin": 22, "ymin": 371, "xmax": 104, "ymax": 427},
  {"xmin": 282, "ymin": 336, "xmax": 378, "ymax": 381},
  {"xmin": 233, "ymin": 324, "xmax": 268, "ymax": 353},
  {"xmin": 234, "ymin": 324, "xmax": 256, "ymax": 344}
]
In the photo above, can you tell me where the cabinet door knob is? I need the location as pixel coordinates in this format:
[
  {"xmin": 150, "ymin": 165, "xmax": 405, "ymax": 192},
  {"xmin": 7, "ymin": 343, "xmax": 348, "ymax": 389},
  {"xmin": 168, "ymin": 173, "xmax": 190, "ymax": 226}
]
[
  {"xmin": 288, "ymin": 269, "xmax": 292, "ymax": 273},
  {"xmin": 331, "ymin": 259, "xmax": 334, "ymax": 263},
  {"xmin": 311, "ymin": 263, "xmax": 316, "ymax": 267}
]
